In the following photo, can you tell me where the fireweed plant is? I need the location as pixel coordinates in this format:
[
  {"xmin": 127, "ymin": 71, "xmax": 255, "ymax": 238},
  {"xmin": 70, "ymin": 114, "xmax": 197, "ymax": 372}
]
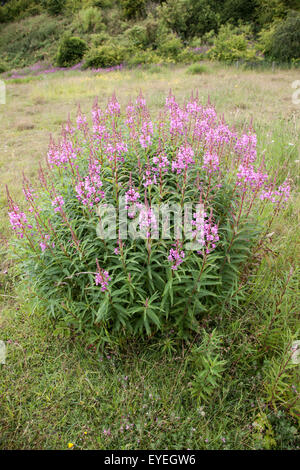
[{"xmin": 7, "ymin": 92, "xmax": 291, "ymax": 345}]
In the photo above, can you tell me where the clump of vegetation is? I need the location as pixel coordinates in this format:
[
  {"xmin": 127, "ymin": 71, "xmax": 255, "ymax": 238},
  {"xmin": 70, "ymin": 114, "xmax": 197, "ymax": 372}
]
[
  {"xmin": 74, "ymin": 6, "xmax": 105, "ymax": 33},
  {"xmin": 188, "ymin": 329, "xmax": 227, "ymax": 403},
  {"xmin": 43, "ymin": 0, "xmax": 66, "ymax": 16},
  {"xmin": 157, "ymin": 32, "xmax": 183, "ymax": 62},
  {"xmin": 56, "ymin": 35, "xmax": 87, "ymax": 67},
  {"xmin": 7, "ymin": 92, "xmax": 292, "ymax": 346},
  {"xmin": 186, "ymin": 63, "xmax": 208, "ymax": 74},
  {"xmin": 120, "ymin": 0, "xmax": 146, "ymax": 20},
  {"xmin": 84, "ymin": 43, "xmax": 126, "ymax": 68},
  {"xmin": 208, "ymin": 24, "xmax": 259, "ymax": 63},
  {"xmin": 158, "ymin": 0, "xmax": 220, "ymax": 39},
  {"xmin": 267, "ymin": 12, "xmax": 300, "ymax": 62},
  {"xmin": 0, "ymin": 61, "xmax": 8, "ymax": 73},
  {"xmin": 126, "ymin": 49, "xmax": 162, "ymax": 66}
]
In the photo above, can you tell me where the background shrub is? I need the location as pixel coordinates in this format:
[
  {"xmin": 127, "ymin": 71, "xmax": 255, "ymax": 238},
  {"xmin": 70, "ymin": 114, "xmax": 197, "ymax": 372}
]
[
  {"xmin": 84, "ymin": 43, "xmax": 126, "ymax": 67},
  {"xmin": 0, "ymin": 61, "xmax": 8, "ymax": 73},
  {"xmin": 124, "ymin": 25, "xmax": 149, "ymax": 49},
  {"xmin": 1, "ymin": 0, "xmax": 300, "ymax": 70},
  {"xmin": 158, "ymin": 0, "xmax": 220, "ymax": 39},
  {"xmin": 43, "ymin": 0, "xmax": 66, "ymax": 16},
  {"xmin": 157, "ymin": 32, "xmax": 183, "ymax": 61},
  {"xmin": 126, "ymin": 49, "xmax": 163, "ymax": 66},
  {"xmin": 186, "ymin": 63, "xmax": 208, "ymax": 74},
  {"xmin": 220, "ymin": 0, "xmax": 257, "ymax": 25},
  {"xmin": 208, "ymin": 24, "xmax": 259, "ymax": 63},
  {"xmin": 268, "ymin": 12, "xmax": 300, "ymax": 61},
  {"xmin": 120, "ymin": 0, "xmax": 146, "ymax": 20},
  {"xmin": 184, "ymin": 0, "xmax": 220, "ymax": 38},
  {"xmin": 56, "ymin": 35, "xmax": 87, "ymax": 66},
  {"xmin": 74, "ymin": 6, "xmax": 105, "ymax": 33}
]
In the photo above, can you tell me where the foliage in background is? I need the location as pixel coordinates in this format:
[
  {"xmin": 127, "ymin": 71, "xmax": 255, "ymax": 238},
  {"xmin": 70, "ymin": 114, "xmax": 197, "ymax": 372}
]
[
  {"xmin": 0, "ymin": 0, "xmax": 300, "ymax": 70},
  {"xmin": 84, "ymin": 43, "xmax": 126, "ymax": 67},
  {"xmin": 73, "ymin": 6, "xmax": 105, "ymax": 33},
  {"xmin": 56, "ymin": 35, "xmax": 87, "ymax": 66},
  {"xmin": 0, "ymin": 14, "xmax": 72, "ymax": 68},
  {"xmin": 158, "ymin": 0, "xmax": 220, "ymax": 39},
  {"xmin": 267, "ymin": 12, "xmax": 300, "ymax": 62},
  {"xmin": 43, "ymin": 0, "xmax": 66, "ymax": 16},
  {"xmin": 186, "ymin": 63, "xmax": 208, "ymax": 74},
  {"xmin": 119, "ymin": 0, "xmax": 145, "ymax": 20},
  {"xmin": 208, "ymin": 24, "xmax": 259, "ymax": 63}
]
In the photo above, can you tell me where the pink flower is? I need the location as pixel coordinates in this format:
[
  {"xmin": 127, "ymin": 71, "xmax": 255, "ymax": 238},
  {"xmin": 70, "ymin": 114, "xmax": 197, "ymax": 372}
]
[
  {"xmin": 168, "ymin": 244, "xmax": 185, "ymax": 270},
  {"xmin": 172, "ymin": 145, "xmax": 195, "ymax": 174},
  {"xmin": 235, "ymin": 133, "xmax": 257, "ymax": 163},
  {"xmin": 138, "ymin": 206, "xmax": 157, "ymax": 239},
  {"xmin": 95, "ymin": 260, "xmax": 111, "ymax": 292},
  {"xmin": 139, "ymin": 120, "xmax": 153, "ymax": 150},
  {"xmin": 8, "ymin": 205, "xmax": 32, "ymax": 239},
  {"xmin": 202, "ymin": 152, "xmax": 219, "ymax": 173},
  {"xmin": 236, "ymin": 164, "xmax": 268, "ymax": 192},
  {"xmin": 51, "ymin": 195, "xmax": 64, "ymax": 213},
  {"xmin": 260, "ymin": 179, "xmax": 290, "ymax": 206},
  {"xmin": 106, "ymin": 94, "xmax": 120, "ymax": 117},
  {"xmin": 40, "ymin": 242, "xmax": 47, "ymax": 252},
  {"xmin": 75, "ymin": 162, "xmax": 104, "ymax": 208}
]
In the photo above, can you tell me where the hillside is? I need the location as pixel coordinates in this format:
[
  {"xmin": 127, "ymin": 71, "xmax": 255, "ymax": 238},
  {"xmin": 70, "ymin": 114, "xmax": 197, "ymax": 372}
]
[{"xmin": 0, "ymin": 0, "xmax": 300, "ymax": 73}]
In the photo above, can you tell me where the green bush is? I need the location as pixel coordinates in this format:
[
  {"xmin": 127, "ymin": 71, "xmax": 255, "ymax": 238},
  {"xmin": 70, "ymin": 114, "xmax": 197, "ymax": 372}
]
[
  {"xmin": 220, "ymin": 0, "xmax": 257, "ymax": 25},
  {"xmin": 208, "ymin": 24, "xmax": 258, "ymax": 63},
  {"xmin": 256, "ymin": 23, "xmax": 278, "ymax": 56},
  {"xmin": 0, "ymin": 0, "xmax": 38, "ymax": 23},
  {"xmin": 158, "ymin": 0, "xmax": 188, "ymax": 38},
  {"xmin": 178, "ymin": 48, "xmax": 204, "ymax": 64},
  {"xmin": 256, "ymin": 0, "xmax": 299, "ymax": 26},
  {"xmin": 0, "ymin": 61, "xmax": 8, "ymax": 73},
  {"xmin": 120, "ymin": 0, "xmax": 146, "ymax": 20},
  {"xmin": 8, "ymin": 93, "xmax": 291, "ymax": 344},
  {"xmin": 56, "ymin": 36, "xmax": 88, "ymax": 67},
  {"xmin": 268, "ymin": 12, "xmax": 300, "ymax": 61},
  {"xmin": 74, "ymin": 6, "xmax": 105, "ymax": 33},
  {"xmin": 43, "ymin": 0, "xmax": 66, "ymax": 16},
  {"xmin": 142, "ymin": 14, "xmax": 160, "ymax": 47},
  {"xmin": 186, "ymin": 63, "xmax": 208, "ymax": 74},
  {"xmin": 90, "ymin": 32, "xmax": 112, "ymax": 47},
  {"xmin": 158, "ymin": 0, "xmax": 219, "ymax": 39},
  {"xmin": 127, "ymin": 49, "xmax": 163, "ymax": 66},
  {"xmin": 84, "ymin": 44, "xmax": 126, "ymax": 68},
  {"xmin": 125, "ymin": 25, "xmax": 149, "ymax": 49},
  {"xmin": 157, "ymin": 33, "xmax": 183, "ymax": 61},
  {"xmin": 184, "ymin": 0, "xmax": 220, "ymax": 38}
]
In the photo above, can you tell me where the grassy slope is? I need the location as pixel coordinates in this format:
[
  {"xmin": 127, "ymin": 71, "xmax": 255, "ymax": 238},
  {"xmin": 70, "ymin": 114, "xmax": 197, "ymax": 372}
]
[
  {"xmin": 0, "ymin": 14, "xmax": 73, "ymax": 68},
  {"xmin": 0, "ymin": 64, "xmax": 299, "ymax": 449}
]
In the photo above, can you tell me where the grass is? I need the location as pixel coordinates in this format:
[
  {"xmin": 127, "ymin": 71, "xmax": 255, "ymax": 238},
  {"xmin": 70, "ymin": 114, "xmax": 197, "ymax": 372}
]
[{"xmin": 0, "ymin": 63, "xmax": 299, "ymax": 450}]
